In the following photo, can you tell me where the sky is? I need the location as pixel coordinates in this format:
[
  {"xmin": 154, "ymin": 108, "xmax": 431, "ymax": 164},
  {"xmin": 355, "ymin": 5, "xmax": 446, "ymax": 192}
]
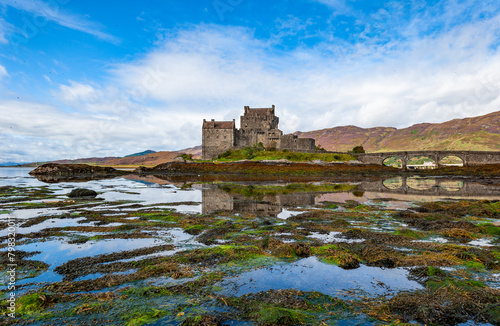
[{"xmin": 1, "ymin": 0, "xmax": 500, "ymax": 163}]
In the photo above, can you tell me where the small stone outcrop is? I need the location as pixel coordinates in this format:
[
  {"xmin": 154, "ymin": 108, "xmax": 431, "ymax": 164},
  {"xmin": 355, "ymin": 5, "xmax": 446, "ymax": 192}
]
[
  {"xmin": 29, "ymin": 163, "xmax": 124, "ymax": 176},
  {"xmin": 68, "ymin": 188, "xmax": 98, "ymax": 198}
]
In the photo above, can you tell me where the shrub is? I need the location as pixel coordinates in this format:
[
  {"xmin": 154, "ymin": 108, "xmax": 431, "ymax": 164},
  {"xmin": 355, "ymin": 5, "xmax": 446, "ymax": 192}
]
[{"xmin": 352, "ymin": 145, "xmax": 365, "ymax": 153}]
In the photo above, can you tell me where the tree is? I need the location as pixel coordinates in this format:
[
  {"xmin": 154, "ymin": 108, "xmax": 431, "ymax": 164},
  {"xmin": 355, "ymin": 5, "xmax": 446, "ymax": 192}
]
[{"xmin": 352, "ymin": 145, "xmax": 365, "ymax": 153}]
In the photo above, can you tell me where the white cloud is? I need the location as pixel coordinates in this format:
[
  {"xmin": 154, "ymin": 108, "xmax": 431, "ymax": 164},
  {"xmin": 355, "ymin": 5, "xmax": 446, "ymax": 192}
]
[
  {"xmin": 2, "ymin": 0, "xmax": 118, "ymax": 43},
  {"xmin": 59, "ymin": 81, "xmax": 98, "ymax": 103},
  {"xmin": 107, "ymin": 22, "xmax": 500, "ymax": 132},
  {"xmin": 0, "ymin": 65, "xmax": 7, "ymax": 79},
  {"xmin": 0, "ymin": 17, "xmax": 14, "ymax": 44},
  {"xmin": 314, "ymin": 0, "xmax": 349, "ymax": 15}
]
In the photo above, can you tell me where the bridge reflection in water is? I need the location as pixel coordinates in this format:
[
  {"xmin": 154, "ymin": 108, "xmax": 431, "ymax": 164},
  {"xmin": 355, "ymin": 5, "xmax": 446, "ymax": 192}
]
[
  {"xmin": 201, "ymin": 178, "xmax": 500, "ymax": 216},
  {"xmin": 359, "ymin": 177, "xmax": 500, "ymax": 197}
]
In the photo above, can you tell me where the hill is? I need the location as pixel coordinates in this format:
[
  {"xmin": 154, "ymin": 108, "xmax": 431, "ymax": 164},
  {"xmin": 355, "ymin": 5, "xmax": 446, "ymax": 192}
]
[
  {"xmin": 50, "ymin": 146, "xmax": 202, "ymax": 167},
  {"xmin": 124, "ymin": 150, "xmax": 156, "ymax": 157},
  {"xmin": 295, "ymin": 110, "xmax": 500, "ymax": 152}
]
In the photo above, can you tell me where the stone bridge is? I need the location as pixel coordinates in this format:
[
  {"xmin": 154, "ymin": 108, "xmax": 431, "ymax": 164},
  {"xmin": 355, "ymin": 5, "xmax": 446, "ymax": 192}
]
[{"xmin": 356, "ymin": 151, "xmax": 500, "ymax": 169}]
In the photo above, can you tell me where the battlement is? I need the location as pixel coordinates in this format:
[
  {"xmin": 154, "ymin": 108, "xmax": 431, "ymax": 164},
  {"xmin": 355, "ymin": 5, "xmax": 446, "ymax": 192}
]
[
  {"xmin": 243, "ymin": 105, "xmax": 275, "ymax": 116},
  {"xmin": 202, "ymin": 119, "xmax": 235, "ymax": 129}
]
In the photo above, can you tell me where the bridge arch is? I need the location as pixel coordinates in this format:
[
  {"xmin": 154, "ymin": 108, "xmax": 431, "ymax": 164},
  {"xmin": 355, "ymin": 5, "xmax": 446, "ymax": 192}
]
[
  {"xmin": 382, "ymin": 177, "xmax": 403, "ymax": 189},
  {"xmin": 406, "ymin": 155, "xmax": 438, "ymax": 170},
  {"xmin": 382, "ymin": 156, "xmax": 403, "ymax": 168},
  {"xmin": 406, "ymin": 177, "xmax": 437, "ymax": 191},
  {"xmin": 439, "ymin": 155, "xmax": 464, "ymax": 167},
  {"xmin": 439, "ymin": 180, "xmax": 464, "ymax": 192}
]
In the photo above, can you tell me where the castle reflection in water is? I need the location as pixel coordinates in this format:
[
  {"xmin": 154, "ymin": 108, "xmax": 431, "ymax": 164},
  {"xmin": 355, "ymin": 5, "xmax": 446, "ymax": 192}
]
[{"xmin": 202, "ymin": 184, "xmax": 315, "ymax": 217}]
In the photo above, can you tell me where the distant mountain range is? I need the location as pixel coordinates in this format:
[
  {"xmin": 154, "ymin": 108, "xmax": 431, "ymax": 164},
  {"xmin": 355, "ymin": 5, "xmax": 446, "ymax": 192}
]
[
  {"xmin": 45, "ymin": 146, "xmax": 201, "ymax": 167},
  {"xmin": 295, "ymin": 110, "xmax": 500, "ymax": 152},
  {"xmin": 124, "ymin": 150, "xmax": 156, "ymax": 157},
  {"xmin": 24, "ymin": 110, "xmax": 499, "ymax": 167}
]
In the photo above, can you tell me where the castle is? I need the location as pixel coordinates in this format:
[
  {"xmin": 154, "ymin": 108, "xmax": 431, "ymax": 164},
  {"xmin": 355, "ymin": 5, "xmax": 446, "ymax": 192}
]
[{"xmin": 202, "ymin": 105, "xmax": 315, "ymax": 160}]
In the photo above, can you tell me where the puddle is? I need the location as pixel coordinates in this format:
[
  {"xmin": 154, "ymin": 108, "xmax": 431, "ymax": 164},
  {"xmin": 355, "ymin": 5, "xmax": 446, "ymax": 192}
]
[
  {"xmin": 277, "ymin": 209, "xmax": 303, "ymax": 219},
  {"xmin": 307, "ymin": 231, "xmax": 365, "ymax": 243},
  {"xmin": 218, "ymin": 257, "xmax": 423, "ymax": 299},
  {"xmin": 11, "ymin": 238, "xmax": 169, "ymax": 285},
  {"xmin": 0, "ymin": 217, "xmax": 87, "ymax": 236},
  {"xmin": 468, "ymin": 239, "xmax": 496, "ymax": 247}
]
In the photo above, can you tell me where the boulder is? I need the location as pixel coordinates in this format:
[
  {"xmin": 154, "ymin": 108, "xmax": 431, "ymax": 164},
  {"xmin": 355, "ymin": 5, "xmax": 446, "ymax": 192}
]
[{"xmin": 68, "ymin": 188, "xmax": 98, "ymax": 198}]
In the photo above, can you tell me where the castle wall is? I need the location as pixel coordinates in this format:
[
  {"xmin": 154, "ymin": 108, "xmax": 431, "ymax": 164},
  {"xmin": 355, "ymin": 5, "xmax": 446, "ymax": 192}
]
[
  {"xmin": 240, "ymin": 105, "xmax": 279, "ymax": 131},
  {"xmin": 202, "ymin": 119, "xmax": 236, "ymax": 160},
  {"xmin": 278, "ymin": 134, "xmax": 315, "ymax": 151},
  {"xmin": 202, "ymin": 184, "xmax": 234, "ymax": 213}
]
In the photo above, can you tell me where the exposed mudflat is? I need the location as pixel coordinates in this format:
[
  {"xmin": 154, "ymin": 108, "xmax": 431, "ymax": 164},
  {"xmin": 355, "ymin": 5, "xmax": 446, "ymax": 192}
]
[{"xmin": 1, "ymin": 167, "xmax": 499, "ymax": 325}]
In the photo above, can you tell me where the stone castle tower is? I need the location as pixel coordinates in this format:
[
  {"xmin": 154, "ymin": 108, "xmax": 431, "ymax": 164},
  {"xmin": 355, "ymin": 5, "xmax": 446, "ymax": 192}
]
[{"xmin": 202, "ymin": 105, "xmax": 315, "ymax": 160}]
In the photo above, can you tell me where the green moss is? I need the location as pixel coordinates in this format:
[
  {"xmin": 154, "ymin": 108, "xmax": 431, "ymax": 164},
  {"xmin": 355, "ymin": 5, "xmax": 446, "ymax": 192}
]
[
  {"xmin": 478, "ymin": 224, "xmax": 500, "ymax": 236},
  {"xmin": 177, "ymin": 245, "xmax": 266, "ymax": 266},
  {"xmin": 352, "ymin": 204, "xmax": 371, "ymax": 211},
  {"xmin": 121, "ymin": 286, "xmax": 172, "ymax": 297},
  {"xmin": 426, "ymin": 277, "xmax": 485, "ymax": 290},
  {"xmin": 311, "ymin": 245, "xmax": 360, "ymax": 269},
  {"xmin": 393, "ymin": 228, "xmax": 426, "ymax": 239},
  {"xmin": 464, "ymin": 261, "xmax": 486, "ymax": 271},
  {"xmin": 16, "ymin": 293, "xmax": 51, "ymax": 316},
  {"xmin": 124, "ymin": 308, "xmax": 170, "ymax": 326},
  {"xmin": 253, "ymin": 307, "xmax": 306, "ymax": 325},
  {"xmin": 135, "ymin": 211, "xmax": 180, "ymax": 222}
]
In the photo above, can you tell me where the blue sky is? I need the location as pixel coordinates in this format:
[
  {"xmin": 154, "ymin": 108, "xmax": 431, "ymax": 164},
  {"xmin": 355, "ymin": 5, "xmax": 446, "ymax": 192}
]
[{"xmin": 1, "ymin": 0, "xmax": 500, "ymax": 163}]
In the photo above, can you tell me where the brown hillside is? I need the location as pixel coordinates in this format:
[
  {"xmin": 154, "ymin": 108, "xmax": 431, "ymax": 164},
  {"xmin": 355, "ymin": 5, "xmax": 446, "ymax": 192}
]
[
  {"xmin": 296, "ymin": 110, "xmax": 500, "ymax": 152},
  {"xmin": 52, "ymin": 146, "xmax": 203, "ymax": 167}
]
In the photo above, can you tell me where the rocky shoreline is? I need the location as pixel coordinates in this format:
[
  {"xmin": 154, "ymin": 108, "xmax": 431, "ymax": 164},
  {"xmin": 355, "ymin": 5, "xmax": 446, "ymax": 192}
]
[{"xmin": 29, "ymin": 162, "xmax": 500, "ymax": 181}]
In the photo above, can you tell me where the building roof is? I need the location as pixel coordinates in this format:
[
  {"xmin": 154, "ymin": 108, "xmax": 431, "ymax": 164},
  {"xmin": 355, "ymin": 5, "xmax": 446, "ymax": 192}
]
[
  {"xmin": 245, "ymin": 108, "xmax": 273, "ymax": 116},
  {"xmin": 203, "ymin": 120, "xmax": 235, "ymax": 129}
]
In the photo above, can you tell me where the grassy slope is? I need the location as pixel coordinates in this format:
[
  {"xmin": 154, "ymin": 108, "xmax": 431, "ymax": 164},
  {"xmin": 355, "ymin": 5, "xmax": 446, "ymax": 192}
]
[{"xmin": 215, "ymin": 148, "xmax": 355, "ymax": 162}]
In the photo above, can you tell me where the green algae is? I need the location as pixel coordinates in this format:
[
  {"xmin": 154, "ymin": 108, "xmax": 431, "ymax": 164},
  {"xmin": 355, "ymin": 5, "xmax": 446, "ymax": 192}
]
[
  {"xmin": 311, "ymin": 244, "xmax": 360, "ymax": 269},
  {"xmin": 124, "ymin": 308, "xmax": 170, "ymax": 326}
]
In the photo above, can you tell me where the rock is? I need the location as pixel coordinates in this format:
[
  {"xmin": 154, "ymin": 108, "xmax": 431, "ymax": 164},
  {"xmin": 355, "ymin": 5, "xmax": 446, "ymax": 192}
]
[
  {"xmin": 68, "ymin": 188, "xmax": 98, "ymax": 198},
  {"xmin": 173, "ymin": 156, "xmax": 186, "ymax": 163},
  {"xmin": 29, "ymin": 163, "xmax": 124, "ymax": 176}
]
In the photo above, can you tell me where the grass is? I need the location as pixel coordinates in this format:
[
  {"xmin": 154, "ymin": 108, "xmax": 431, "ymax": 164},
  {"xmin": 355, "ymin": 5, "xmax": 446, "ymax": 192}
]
[{"xmin": 217, "ymin": 147, "xmax": 355, "ymax": 162}]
